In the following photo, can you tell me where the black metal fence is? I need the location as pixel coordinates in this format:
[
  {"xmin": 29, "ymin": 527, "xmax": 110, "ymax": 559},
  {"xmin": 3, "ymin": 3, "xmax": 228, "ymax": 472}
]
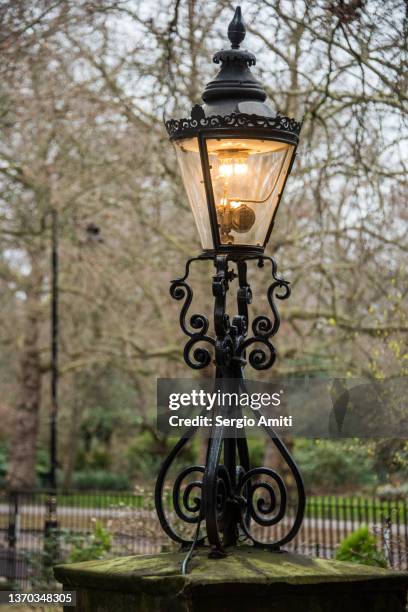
[
  {"xmin": 0, "ymin": 490, "xmax": 406, "ymax": 588},
  {"xmin": 293, "ymin": 495, "xmax": 407, "ymax": 569}
]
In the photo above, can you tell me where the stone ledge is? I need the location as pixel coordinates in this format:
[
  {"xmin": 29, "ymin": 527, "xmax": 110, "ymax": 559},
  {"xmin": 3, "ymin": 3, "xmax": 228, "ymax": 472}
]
[{"xmin": 54, "ymin": 546, "xmax": 408, "ymax": 612}]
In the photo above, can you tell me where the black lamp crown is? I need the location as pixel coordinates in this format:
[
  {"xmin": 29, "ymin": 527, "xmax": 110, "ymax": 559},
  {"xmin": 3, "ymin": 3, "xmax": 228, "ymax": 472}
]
[{"xmin": 165, "ymin": 7, "xmax": 301, "ymax": 258}]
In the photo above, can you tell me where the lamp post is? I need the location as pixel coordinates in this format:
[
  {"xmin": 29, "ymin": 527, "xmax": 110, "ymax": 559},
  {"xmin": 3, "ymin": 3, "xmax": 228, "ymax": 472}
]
[
  {"xmin": 50, "ymin": 206, "xmax": 59, "ymax": 493},
  {"xmin": 47, "ymin": 218, "xmax": 102, "ymax": 494},
  {"xmin": 44, "ymin": 215, "xmax": 103, "ymax": 539},
  {"xmin": 44, "ymin": 206, "xmax": 59, "ymax": 548},
  {"xmin": 155, "ymin": 6, "xmax": 305, "ymax": 571}
]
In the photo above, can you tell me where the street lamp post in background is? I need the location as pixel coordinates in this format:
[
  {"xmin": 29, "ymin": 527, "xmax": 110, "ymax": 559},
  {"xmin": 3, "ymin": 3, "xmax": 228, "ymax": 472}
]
[
  {"xmin": 46, "ymin": 215, "xmax": 102, "ymax": 499},
  {"xmin": 155, "ymin": 7, "xmax": 305, "ymax": 573},
  {"xmin": 44, "ymin": 206, "xmax": 59, "ymax": 535},
  {"xmin": 50, "ymin": 206, "xmax": 59, "ymax": 493},
  {"xmin": 46, "ymin": 212, "xmax": 102, "ymax": 479}
]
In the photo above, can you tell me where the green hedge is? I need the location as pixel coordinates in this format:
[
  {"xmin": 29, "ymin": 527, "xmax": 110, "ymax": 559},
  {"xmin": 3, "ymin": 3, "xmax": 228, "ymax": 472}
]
[{"xmin": 72, "ymin": 470, "xmax": 130, "ymax": 491}]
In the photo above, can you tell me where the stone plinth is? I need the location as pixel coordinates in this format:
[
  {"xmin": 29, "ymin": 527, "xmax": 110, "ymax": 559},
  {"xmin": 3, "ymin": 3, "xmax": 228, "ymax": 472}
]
[{"xmin": 54, "ymin": 546, "xmax": 408, "ymax": 612}]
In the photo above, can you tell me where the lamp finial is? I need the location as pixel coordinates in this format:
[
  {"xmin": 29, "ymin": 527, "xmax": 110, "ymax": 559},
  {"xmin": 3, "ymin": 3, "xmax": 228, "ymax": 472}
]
[{"xmin": 228, "ymin": 6, "xmax": 246, "ymax": 49}]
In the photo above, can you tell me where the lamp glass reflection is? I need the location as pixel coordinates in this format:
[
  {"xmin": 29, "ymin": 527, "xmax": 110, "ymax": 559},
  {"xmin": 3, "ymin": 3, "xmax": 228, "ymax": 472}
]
[
  {"xmin": 174, "ymin": 136, "xmax": 294, "ymax": 250},
  {"xmin": 206, "ymin": 138, "xmax": 293, "ymax": 246},
  {"xmin": 174, "ymin": 137, "xmax": 213, "ymax": 249}
]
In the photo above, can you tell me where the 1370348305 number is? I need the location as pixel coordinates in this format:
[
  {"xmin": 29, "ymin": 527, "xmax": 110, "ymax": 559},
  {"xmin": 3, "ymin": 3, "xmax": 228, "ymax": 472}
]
[{"xmin": 3, "ymin": 591, "xmax": 76, "ymax": 606}]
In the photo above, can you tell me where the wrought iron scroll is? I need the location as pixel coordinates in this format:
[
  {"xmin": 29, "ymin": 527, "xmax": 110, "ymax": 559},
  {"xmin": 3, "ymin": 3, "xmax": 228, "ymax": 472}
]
[
  {"xmin": 155, "ymin": 254, "xmax": 305, "ymax": 571},
  {"xmin": 169, "ymin": 256, "xmax": 215, "ymax": 369},
  {"xmin": 154, "ymin": 428, "xmax": 205, "ymax": 546},
  {"xmin": 237, "ymin": 376, "xmax": 306, "ymax": 549},
  {"xmin": 236, "ymin": 255, "xmax": 291, "ymax": 370}
]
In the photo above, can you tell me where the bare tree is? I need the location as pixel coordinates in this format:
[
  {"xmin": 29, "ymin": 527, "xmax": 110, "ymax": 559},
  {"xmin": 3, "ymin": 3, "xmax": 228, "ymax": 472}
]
[{"xmin": 0, "ymin": 0, "xmax": 406, "ymax": 488}]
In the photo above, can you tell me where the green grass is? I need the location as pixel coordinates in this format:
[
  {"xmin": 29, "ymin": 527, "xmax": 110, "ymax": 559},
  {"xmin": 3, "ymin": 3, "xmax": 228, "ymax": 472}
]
[
  {"xmin": 28, "ymin": 491, "xmax": 149, "ymax": 509},
  {"xmin": 1, "ymin": 492, "xmax": 406, "ymax": 526}
]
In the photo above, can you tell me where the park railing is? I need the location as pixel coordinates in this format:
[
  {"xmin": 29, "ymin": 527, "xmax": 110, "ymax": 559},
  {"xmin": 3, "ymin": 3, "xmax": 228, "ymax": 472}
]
[{"xmin": 0, "ymin": 489, "xmax": 406, "ymax": 588}]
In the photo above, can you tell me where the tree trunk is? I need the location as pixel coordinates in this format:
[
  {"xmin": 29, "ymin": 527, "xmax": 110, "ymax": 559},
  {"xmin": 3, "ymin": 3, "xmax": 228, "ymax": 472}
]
[{"xmin": 7, "ymin": 269, "xmax": 43, "ymax": 491}]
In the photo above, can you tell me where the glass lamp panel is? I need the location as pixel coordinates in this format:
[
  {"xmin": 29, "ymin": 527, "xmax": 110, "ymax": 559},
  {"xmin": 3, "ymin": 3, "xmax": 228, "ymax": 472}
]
[
  {"xmin": 206, "ymin": 137, "xmax": 294, "ymax": 247},
  {"xmin": 174, "ymin": 138, "xmax": 213, "ymax": 250}
]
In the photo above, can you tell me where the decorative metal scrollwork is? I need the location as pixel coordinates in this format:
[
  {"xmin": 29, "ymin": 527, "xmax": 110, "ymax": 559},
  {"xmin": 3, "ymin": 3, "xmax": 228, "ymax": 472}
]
[
  {"xmin": 170, "ymin": 256, "xmax": 216, "ymax": 369},
  {"xmin": 239, "ymin": 467, "xmax": 286, "ymax": 527},
  {"xmin": 155, "ymin": 253, "xmax": 305, "ymax": 572},
  {"xmin": 165, "ymin": 107, "xmax": 302, "ymax": 140},
  {"xmin": 173, "ymin": 466, "xmax": 205, "ymax": 524},
  {"xmin": 236, "ymin": 255, "xmax": 291, "ymax": 370}
]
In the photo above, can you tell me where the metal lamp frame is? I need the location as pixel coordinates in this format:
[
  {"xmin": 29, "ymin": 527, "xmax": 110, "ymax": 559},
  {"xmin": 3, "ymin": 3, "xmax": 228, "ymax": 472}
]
[{"xmin": 167, "ymin": 105, "xmax": 301, "ymax": 258}]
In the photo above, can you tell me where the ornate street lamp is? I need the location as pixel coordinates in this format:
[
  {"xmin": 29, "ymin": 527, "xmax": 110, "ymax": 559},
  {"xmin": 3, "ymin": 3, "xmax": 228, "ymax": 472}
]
[
  {"xmin": 166, "ymin": 7, "xmax": 300, "ymax": 257},
  {"xmin": 155, "ymin": 6, "xmax": 305, "ymax": 571}
]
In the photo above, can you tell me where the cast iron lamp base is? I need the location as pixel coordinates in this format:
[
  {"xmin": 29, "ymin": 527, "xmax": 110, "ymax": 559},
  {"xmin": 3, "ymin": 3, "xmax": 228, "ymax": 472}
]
[{"xmin": 154, "ymin": 254, "xmax": 305, "ymax": 573}]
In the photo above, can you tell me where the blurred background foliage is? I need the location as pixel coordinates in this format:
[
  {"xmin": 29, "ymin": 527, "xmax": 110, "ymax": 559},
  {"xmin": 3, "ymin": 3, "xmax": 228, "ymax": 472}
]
[{"xmin": 0, "ymin": 0, "xmax": 406, "ymax": 493}]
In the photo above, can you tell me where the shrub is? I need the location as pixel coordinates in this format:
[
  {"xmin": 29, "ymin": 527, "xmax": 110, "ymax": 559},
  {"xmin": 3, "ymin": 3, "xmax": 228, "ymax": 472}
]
[
  {"xmin": 87, "ymin": 447, "xmax": 112, "ymax": 470},
  {"xmin": 335, "ymin": 527, "xmax": 387, "ymax": 567},
  {"xmin": 125, "ymin": 439, "xmax": 163, "ymax": 479},
  {"xmin": 25, "ymin": 527, "xmax": 61, "ymax": 589},
  {"xmin": 125, "ymin": 432, "xmax": 197, "ymax": 479},
  {"xmin": 72, "ymin": 470, "xmax": 130, "ymax": 491},
  {"xmin": 67, "ymin": 520, "xmax": 112, "ymax": 563},
  {"xmin": 248, "ymin": 438, "xmax": 265, "ymax": 467},
  {"xmin": 294, "ymin": 439, "xmax": 376, "ymax": 492}
]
